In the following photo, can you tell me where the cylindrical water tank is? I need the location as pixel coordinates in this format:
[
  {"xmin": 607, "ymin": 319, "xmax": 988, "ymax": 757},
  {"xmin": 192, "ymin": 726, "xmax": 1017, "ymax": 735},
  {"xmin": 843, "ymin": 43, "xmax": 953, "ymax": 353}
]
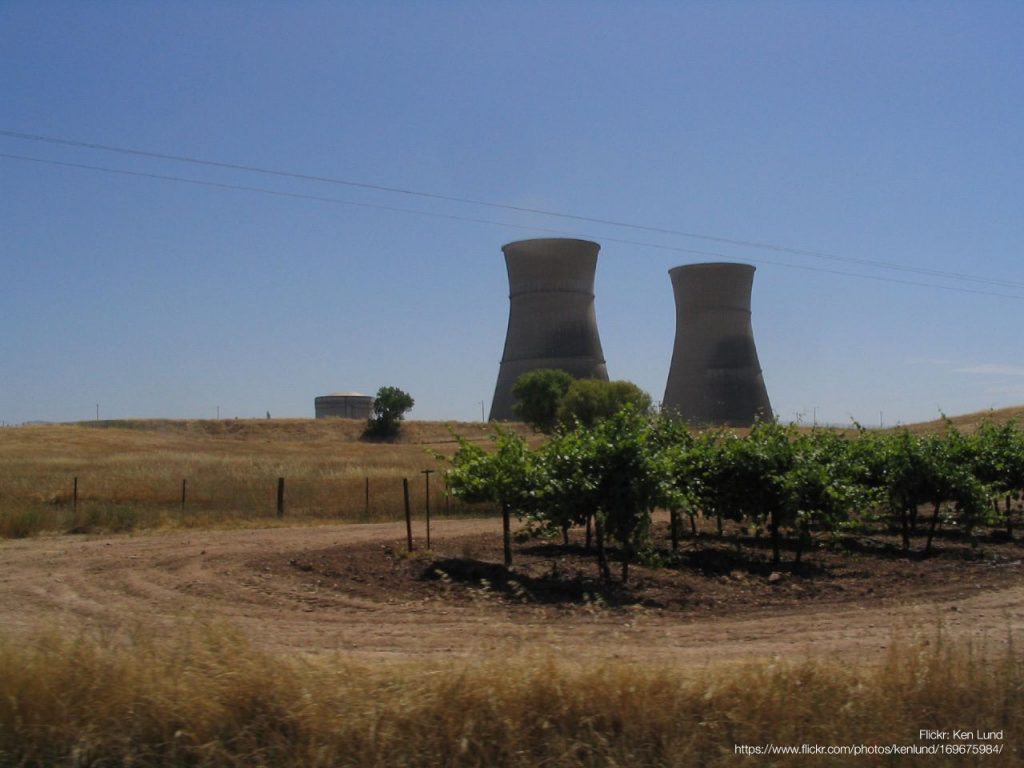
[
  {"xmin": 489, "ymin": 238, "xmax": 609, "ymax": 421},
  {"xmin": 662, "ymin": 263, "xmax": 772, "ymax": 427},
  {"xmin": 314, "ymin": 392, "xmax": 374, "ymax": 420}
]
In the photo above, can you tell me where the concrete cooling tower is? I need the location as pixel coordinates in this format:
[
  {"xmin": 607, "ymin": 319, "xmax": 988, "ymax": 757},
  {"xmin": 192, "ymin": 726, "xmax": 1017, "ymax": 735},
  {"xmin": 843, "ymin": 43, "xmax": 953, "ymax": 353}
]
[
  {"xmin": 662, "ymin": 263, "xmax": 772, "ymax": 427},
  {"xmin": 489, "ymin": 238, "xmax": 609, "ymax": 421}
]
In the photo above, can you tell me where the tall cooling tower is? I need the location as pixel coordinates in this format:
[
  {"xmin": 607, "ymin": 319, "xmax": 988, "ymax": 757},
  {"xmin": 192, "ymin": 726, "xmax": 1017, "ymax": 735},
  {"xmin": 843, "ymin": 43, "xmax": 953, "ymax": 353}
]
[
  {"xmin": 489, "ymin": 238, "xmax": 609, "ymax": 421},
  {"xmin": 662, "ymin": 262, "xmax": 772, "ymax": 427}
]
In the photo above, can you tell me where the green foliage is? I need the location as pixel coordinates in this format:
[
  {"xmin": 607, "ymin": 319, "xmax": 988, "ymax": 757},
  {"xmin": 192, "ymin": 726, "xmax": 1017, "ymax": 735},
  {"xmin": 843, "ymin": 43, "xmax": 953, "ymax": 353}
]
[
  {"xmin": 705, "ymin": 421, "xmax": 800, "ymax": 564},
  {"xmin": 972, "ymin": 419, "xmax": 1024, "ymax": 493},
  {"xmin": 556, "ymin": 379, "xmax": 652, "ymax": 429},
  {"xmin": 365, "ymin": 386, "xmax": 414, "ymax": 438},
  {"xmin": 511, "ymin": 369, "xmax": 574, "ymax": 432},
  {"xmin": 449, "ymin": 406, "xmax": 671, "ymax": 581},
  {"xmin": 446, "ymin": 430, "xmax": 540, "ymax": 512},
  {"xmin": 832, "ymin": 423, "xmax": 999, "ymax": 553},
  {"xmin": 445, "ymin": 429, "xmax": 542, "ymax": 566},
  {"xmin": 584, "ymin": 408, "xmax": 675, "ymax": 581},
  {"xmin": 928, "ymin": 422, "xmax": 995, "ymax": 538},
  {"xmin": 793, "ymin": 429, "xmax": 873, "ymax": 528},
  {"xmin": 531, "ymin": 425, "xmax": 600, "ymax": 535},
  {"xmin": 448, "ymin": 409, "xmax": 1024, "ymax": 575},
  {"xmin": 510, "ymin": 372, "xmax": 652, "ymax": 433}
]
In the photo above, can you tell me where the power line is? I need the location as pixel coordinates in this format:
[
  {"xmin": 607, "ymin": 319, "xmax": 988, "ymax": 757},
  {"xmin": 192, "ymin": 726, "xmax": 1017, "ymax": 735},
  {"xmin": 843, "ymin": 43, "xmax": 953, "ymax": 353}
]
[
  {"xmin": 4, "ymin": 151, "xmax": 1024, "ymax": 302},
  {"xmin": 2, "ymin": 128, "xmax": 1021, "ymax": 290}
]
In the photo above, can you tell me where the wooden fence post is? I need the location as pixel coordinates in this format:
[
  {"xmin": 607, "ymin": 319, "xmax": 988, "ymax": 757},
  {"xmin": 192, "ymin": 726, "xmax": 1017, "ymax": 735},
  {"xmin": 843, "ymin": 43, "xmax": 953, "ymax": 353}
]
[
  {"xmin": 403, "ymin": 478, "xmax": 413, "ymax": 552},
  {"xmin": 73, "ymin": 476, "xmax": 78, "ymax": 513},
  {"xmin": 364, "ymin": 477, "xmax": 369, "ymax": 519},
  {"xmin": 181, "ymin": 479, "xmax": 187, "ymax": 511},
  {"xmin": 422, "ymin": 469, "xmax": 434, "ymax": 550},
  {"xmin": 277, "ymin": 477, "xmax": 285, "ymax": 518},
  {"xmin": 444, "ymin": 472, "xmax": 451, "ymax": 516}
]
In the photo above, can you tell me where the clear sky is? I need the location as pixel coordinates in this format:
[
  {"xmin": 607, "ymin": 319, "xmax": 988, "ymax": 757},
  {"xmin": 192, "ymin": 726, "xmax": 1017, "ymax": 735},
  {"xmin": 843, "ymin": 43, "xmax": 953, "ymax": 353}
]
[{"xmin": 2, "ymin": 1, "xmax": 1023, "ymax": 427}]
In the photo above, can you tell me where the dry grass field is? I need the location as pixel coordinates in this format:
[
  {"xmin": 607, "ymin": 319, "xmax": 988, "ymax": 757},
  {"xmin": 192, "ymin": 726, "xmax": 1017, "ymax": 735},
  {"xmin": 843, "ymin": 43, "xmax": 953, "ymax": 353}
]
[
  {"xmin": 0, "ymin": 418, "xmax": 538, "ymax": 538},
  {"xmin": 1, "ymin": 412, "xmax": 1022, "ymax": 765},
  {"xmin": 897, "ymin": 405, "xmax": 1024, "ymax": 435}
]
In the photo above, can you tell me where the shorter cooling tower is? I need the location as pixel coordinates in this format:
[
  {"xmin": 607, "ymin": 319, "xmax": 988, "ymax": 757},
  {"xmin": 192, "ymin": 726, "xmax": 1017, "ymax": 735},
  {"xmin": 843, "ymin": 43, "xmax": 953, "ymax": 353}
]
[
  {"xmin": 662, "ymin": 263, "xmax": 772, "ymax": 427},
  {"xmin": 314, "ymin": 392, "xmax": 374, "ymax": 420},
  {"xmin": 489, "ymin": 238, "xmax": 609, "ymax": 421}
]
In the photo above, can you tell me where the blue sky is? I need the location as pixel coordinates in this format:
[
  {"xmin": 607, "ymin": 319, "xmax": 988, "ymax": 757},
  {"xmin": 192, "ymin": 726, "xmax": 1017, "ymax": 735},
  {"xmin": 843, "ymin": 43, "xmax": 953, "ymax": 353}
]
[{"xmin": 2, "ymin": 1, "xmax": 1023, "ymax": 426}]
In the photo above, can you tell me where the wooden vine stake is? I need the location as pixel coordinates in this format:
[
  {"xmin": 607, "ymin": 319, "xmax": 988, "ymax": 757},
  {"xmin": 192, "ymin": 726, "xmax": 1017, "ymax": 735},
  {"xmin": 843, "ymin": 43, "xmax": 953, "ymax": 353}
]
[{"xmin": 403, "ymin": 477, "xmax": 414, "ymax": 552}]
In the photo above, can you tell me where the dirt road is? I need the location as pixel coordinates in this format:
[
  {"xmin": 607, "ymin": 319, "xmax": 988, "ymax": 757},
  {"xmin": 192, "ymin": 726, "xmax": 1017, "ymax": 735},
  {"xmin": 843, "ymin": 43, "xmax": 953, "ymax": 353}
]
[{"xmin": 2, "ymin": 519, "xmax": 1021, "ymax": 663}]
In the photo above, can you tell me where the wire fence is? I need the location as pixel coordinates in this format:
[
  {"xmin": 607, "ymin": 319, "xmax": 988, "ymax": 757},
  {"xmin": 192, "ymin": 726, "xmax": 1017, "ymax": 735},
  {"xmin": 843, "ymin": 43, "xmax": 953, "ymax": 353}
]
[{"xmin": 0, "ymin": 473, "xmax": 493, "ymax": 538}]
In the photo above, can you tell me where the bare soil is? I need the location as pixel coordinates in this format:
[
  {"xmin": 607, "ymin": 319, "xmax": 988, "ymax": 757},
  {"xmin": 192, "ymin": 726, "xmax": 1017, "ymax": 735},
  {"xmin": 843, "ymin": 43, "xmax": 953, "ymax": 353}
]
[{"xmin": 2, "ymin": 518, "xmax": 1022, "ymax": 664}]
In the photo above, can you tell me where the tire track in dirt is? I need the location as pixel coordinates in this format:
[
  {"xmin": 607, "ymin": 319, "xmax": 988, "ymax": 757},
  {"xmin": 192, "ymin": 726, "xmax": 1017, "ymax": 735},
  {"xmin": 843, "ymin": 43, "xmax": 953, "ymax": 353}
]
[{"xmin": 1, "ymin": 519, "xmax": 1021, "ymax": 663}]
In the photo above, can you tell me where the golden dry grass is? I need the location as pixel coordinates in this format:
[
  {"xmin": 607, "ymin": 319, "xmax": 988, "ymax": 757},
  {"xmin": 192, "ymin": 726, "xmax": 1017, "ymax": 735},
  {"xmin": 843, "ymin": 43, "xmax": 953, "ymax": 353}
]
[
  {"xmin": 899, "ymin": 405, "xmax": 1024, "ymax": 434},
  {"xmin": 0, "ymin": 621, "xmax": 1019, "ymax": 767},
  {"xmin": 0, "ymin": 419, "xmax": 539, "ymax": 537}
]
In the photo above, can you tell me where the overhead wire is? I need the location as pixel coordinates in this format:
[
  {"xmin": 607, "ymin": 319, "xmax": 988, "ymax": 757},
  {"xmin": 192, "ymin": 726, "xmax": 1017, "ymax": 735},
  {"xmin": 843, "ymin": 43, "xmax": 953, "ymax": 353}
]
[
  {"xmin": 4, "ymin": 151, "xmax": 1024, "ymax": 302},
  {"xmin": 2, "ymin": 128, "xmax": 1022, "ymax": 291}
]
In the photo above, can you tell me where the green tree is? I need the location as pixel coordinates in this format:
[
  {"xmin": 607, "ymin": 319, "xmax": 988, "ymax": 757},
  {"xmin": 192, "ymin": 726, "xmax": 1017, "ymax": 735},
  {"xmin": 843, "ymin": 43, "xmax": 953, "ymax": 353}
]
[
  {"xmin": 970, "ymin": 418, "xmax": 1024, "ymax": 538},
  {"xmin": 365, "ymin": 386, "xmax": 414, "ymax": 438},
  {"xmin": 590, "ymin": 408, "xmax": 677, "ymax": 582},
  {"xmin": 511, "ymin": 369, "xmax": 574, "ymax": 432},
  {"xmin": 648, "ymin": 416, "xmax": 700, "ymax": 549},
  {"xmin": 557, "ymin": 379, "xmax": 652, "ymax": 429},
  {"xmin": 684, "ymin": 428, "xmax": 732, "ymax": 537},
  {"xmin": 859, "ymin": 429, "xmax": 928, "ymax": 552},
  {"xmin": 695, "ymin": 421, "xmax": 865, "ymax": 566},
  {"xmin": 715, "ymin": 420, "xmax": 797, "ymax": 566},
  {"xmin": 531, "ymin": 426, "xmax": 600, "ymax": 546},
  {"xmin": 536, "ymin": 407, "xmax": 672, "ymax": 582},
  {"xmin": 919, "ymin": 424, "xmax": 992, "ymax": 554},
  {"xmin": 854, "ymin": 426, "xmax": 991, "ymax": 555},
  {"xmin": 445, "ymin": 429, "xmax": 540, "ymax": 567},
  {"xmin": 784, "ymin": 429, "xmax": 868, "ymax": 563}
]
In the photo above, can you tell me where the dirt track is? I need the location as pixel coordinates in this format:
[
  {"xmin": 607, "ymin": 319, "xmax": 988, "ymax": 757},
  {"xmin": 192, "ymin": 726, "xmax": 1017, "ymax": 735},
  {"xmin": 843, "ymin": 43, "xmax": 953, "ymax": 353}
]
[{"xmin": 2, "ymin": 519, "xmax": 1022, "ymax": 664}]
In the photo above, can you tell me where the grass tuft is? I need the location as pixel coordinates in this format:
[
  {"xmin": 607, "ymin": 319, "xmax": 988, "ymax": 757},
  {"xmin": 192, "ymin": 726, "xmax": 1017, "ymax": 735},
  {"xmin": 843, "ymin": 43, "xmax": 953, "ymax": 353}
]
[{"xmin": 0, "ymin": 505, "xmax": 44, "ymax": 538}]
